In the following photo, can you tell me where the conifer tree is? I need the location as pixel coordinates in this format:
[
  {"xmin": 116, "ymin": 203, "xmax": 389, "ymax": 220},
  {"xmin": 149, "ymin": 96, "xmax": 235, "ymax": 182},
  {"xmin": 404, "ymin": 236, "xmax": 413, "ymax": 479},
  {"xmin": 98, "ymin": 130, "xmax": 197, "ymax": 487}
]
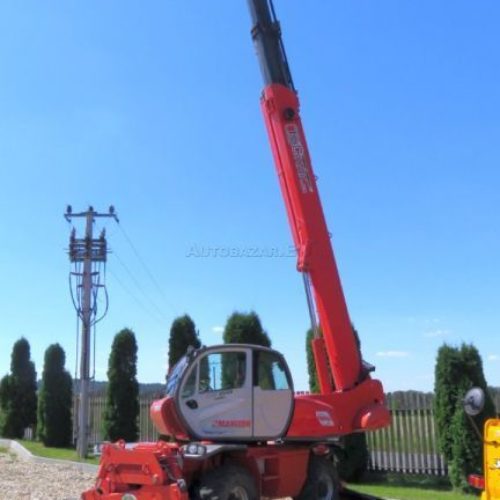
[
  {"xmin": 0, "ymin": 338, "xmax": 37, "ymax": 438},
  {"xmin": 103, "ymin": 329, "xmax": 139, "ymax": 442},
  {"xmin": 305, "ymin": 328, "xmax": 320, "ymax": 394},
  {"xmin": 168, "ymin": 315, "xmax": 201, "ymax": 370},
  {"xmin": 37, "ymin": 344, "xmax": 73, "ymax": 447},
  {"xmin": 446, "ymin": 344, "xmax": 495, "ymax": 491},
  {"xmin": 434, "ymin": 344, "xmax": 463, "ymax": 460},
  {"xmin": 223, "ymin": 311, "xmax": 271, "ymax": 347},
  {"xmin": 305, "ymin": 325, "xmax": 368, "ymax": 481}
]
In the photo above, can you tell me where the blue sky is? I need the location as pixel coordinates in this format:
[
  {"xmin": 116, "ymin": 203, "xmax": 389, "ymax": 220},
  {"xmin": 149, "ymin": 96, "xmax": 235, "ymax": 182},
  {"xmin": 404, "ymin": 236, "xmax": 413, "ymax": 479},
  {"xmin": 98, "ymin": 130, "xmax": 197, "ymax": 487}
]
[{"xmin": 0, "ymin": 1, "xmax": 499, "ymax": 393}]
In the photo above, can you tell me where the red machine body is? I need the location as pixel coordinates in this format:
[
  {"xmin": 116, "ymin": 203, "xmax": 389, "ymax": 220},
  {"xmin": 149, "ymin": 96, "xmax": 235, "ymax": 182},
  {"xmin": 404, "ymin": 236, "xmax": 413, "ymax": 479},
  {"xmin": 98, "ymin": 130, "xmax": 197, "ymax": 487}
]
[
  {"xmin": 82, "ymin": 1, "xmax": 390, "ymax": 498},
  {"xmin": 82, "ymin": 440, "xmax": 315, "ymax": 500}
]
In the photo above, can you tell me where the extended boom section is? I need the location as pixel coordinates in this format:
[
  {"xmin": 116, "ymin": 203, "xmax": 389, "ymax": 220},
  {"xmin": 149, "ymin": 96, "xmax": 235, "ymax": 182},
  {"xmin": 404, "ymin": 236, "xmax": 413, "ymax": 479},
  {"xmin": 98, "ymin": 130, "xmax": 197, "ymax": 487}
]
[{"xmin": 261, "ymin": 84, "xmax": 361, "ymax": 391}]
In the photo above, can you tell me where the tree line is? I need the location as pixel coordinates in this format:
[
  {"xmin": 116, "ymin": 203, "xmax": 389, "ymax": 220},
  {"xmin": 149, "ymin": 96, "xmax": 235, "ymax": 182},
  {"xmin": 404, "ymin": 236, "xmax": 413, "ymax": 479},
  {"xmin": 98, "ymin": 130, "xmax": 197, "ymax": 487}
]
[
  {"xmin": 1, "ymin": 313, "xmax": 492, "ymax": 493},
  {"xmin": 0, "ymin": 333, "xmax": 140, "ymax": 448},
  {"xmin": 0, "ymin": 313, "xmax": 386, "ymax": 483}
]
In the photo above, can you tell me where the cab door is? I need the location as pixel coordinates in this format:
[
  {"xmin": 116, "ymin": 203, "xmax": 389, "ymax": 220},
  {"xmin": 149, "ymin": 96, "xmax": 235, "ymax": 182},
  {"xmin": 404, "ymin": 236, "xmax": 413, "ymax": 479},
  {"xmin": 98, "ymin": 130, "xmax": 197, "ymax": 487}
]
[
  {"xmin": 253, "ymin": 349, "xmax": 294, "ymax": 439},
  {"xmin": 177, "ymin": 347, "xmax": 253, "ymax": 440}
]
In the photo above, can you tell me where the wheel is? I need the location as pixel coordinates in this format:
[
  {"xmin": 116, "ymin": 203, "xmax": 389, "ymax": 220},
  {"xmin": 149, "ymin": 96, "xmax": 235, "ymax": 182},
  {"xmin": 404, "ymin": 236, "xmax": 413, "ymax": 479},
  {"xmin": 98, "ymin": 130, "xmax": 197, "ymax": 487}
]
[
  {"xmin": 192, "ymin": 464, "xmax": 258, "ymax": 500},
  {"xmin": 294, "ymin": 455, "xmax": 340, "ymax": 500}
]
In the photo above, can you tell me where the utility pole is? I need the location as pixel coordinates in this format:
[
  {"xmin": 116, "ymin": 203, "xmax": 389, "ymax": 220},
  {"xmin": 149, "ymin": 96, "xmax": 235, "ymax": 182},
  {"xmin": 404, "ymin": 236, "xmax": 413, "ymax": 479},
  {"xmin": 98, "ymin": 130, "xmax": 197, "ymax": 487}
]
[{"xmin": 65, "ymin": 205, "xmax": 118, "ymax": 458}]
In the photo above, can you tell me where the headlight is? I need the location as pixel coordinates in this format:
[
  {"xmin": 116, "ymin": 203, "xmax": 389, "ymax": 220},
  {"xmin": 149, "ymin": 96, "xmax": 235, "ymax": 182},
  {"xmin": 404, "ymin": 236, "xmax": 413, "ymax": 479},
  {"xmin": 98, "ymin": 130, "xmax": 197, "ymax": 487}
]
[
  {"xmin": 121, "ymin": 494, "xmax": 137, "ymax": 500},
  {"xmin": 183, "ymin": 443, "xmax": 207, "ymax": 456}
]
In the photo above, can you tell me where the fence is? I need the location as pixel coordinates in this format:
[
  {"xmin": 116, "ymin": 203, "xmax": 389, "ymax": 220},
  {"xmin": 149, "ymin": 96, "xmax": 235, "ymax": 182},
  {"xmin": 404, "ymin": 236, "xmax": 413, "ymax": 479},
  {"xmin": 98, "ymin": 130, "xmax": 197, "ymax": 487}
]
[
  {"xmin": 367, "ymin": 391, "xmax": 500, "ymax": 475},
  {"xmin": 74, "ymin": 392, "xmax": 162, "ymax": 446},
  {"xmin": 366, "ymin": 392, "xmax": 447, "ymax": 475},
  {"xmin": 78, "ymin": 390, "xmax": 500, "ymax": 475}
]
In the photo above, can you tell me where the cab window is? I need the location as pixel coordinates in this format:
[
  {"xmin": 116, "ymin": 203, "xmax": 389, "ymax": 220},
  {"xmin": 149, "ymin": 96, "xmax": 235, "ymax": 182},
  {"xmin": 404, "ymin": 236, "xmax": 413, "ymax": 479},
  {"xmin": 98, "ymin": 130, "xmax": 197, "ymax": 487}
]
[
  {"xmin": 257, "ymin": 351, "xmax": 290, "ymax": 391},
  {"xmin": 198, "ymin": 351, "xmax": 247, "ymax": 392},
  {"xmin": 166, "ymin": 356, "xmax": 188, "ymax": 396},
  {"xmin": 181, "ymin": 368, "xmax": 196, "ymax": 399}
]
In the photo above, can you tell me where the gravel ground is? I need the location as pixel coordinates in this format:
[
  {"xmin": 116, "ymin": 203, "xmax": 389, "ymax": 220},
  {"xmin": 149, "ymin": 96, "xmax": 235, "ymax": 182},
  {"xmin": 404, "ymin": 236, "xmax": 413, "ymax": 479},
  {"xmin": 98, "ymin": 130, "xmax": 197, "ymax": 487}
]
[
  {"xmin": 0, "ymin": 450, "xmax": 95, "ymax": 500},
  {"xmin": 0, "ymin": 449, "xmax": 356, "ymax": 499}
]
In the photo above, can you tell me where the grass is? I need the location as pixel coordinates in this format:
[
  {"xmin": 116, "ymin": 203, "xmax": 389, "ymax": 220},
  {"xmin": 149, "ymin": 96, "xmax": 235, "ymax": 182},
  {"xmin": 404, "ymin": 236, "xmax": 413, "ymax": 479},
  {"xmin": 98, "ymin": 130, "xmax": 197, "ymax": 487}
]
[
  {"xmin": 17, "ymin": 439, "xmax": 99, "ymax": 465},
  {"xmin": 349, "ymin": 483, "xmax": 477, "ymax": 499},
  {"xmin": 347, "ymin": 473, "xmax": 478, "ymax": 500}
]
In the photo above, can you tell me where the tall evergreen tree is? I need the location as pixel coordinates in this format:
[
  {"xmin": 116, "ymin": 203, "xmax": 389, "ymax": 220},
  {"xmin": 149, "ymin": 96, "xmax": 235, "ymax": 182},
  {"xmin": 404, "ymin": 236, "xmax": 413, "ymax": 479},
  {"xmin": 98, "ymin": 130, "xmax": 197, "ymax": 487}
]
[
  {"xmin": 223, "ymin": 311, "xmax": 271, "ymax": 347},
  {"xmin": 0, "ymin": 338, "xmax": 37, "ymax": 438},
  {"xmin": 305, "ymin": 328, "xmax": 320, "ymax": 394},
  {"xmin": 221, "ymin": 311, "xmax": 271, "ymax": 390},
  {"xmin": 0, "ymin": 375, "xmax": 15, "ymax": 437},
  {"xmin": 434, "ymin": 344, "xmax": 463, "ymax": 461},
  {"xmin": 37, "ymin": 344, "xmax": 73, "ymax": 447},
  {"xmin": 168, "ymin": 315, "xmax": 201, "ymax": 370},
  {"xmin": 305, "ymin": 325, "xmax": 368, "ymax": 481},
  {"xmin": 103, "ymin": 329, "xmax": 139, "ymax": 442},
  {"xmin": 447, "ymin": 344, "xmax": 495, "ymax": 491}
]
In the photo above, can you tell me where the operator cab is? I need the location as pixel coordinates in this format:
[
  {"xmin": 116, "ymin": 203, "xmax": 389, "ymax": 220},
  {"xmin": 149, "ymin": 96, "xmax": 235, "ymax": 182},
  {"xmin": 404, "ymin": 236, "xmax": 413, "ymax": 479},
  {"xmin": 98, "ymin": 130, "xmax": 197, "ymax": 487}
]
[{"xmin": 167, "ymin": 344, "xmax": 294, "ymax": 441}]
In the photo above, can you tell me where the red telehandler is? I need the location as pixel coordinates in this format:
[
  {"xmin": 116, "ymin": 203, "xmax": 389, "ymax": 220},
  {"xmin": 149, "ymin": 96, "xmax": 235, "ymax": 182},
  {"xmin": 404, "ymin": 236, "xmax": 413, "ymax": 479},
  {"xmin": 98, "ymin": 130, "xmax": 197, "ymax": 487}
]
[{"xmin": 82, "ymin": 1, "xmax": 390, "ymax": 499}]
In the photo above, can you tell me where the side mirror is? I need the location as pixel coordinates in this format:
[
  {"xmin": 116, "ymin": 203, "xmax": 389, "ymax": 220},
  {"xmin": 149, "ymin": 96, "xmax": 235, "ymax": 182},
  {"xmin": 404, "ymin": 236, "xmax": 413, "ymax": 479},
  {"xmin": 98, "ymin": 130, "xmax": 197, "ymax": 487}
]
[{"xmin": 463, "ymin": 387, "xmax": 485, "ymax": 417}]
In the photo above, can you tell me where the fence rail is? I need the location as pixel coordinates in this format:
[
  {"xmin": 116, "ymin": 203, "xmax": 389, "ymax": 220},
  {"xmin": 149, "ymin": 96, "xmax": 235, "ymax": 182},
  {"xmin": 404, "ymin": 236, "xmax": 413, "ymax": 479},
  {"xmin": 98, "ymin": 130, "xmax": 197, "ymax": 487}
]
[{"xmin": 74, "ymin": 390, "xmax": 500, "ymax": 475}]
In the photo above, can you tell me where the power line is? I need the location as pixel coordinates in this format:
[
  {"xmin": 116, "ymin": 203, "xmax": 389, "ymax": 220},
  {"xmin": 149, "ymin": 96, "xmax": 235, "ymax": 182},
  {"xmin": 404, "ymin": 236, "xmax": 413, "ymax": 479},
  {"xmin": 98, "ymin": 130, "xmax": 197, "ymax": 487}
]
[
  {"xmin": 116, "ymin": 221, "xmax": 178, "ymax": 314},
  {"xmin": 107, "ymin": 266, "xmax": 167, "ymax": 327},
  {"xmin": 111, "ymin": 251, "xmax": 170, "ymax": 323}
]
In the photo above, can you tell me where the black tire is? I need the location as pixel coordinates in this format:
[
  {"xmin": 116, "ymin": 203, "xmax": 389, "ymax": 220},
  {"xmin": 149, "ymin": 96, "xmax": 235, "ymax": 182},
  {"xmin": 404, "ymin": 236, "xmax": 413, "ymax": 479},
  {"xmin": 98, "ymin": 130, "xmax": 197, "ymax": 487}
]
[
  {"xmin": 192, "ymin": 464, "xmax": 258, "ymax": 500},
  {"xmin": 294, "ymin": 455, "xmax": 340, "ymax": 500}
]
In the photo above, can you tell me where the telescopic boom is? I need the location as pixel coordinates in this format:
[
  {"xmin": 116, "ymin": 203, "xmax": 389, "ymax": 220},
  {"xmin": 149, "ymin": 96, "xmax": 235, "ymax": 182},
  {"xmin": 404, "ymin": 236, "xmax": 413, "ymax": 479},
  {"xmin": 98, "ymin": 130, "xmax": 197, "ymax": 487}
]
[{"xmin": 248, "ymin": 0, "xmax": 370, "ymax": 393}]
